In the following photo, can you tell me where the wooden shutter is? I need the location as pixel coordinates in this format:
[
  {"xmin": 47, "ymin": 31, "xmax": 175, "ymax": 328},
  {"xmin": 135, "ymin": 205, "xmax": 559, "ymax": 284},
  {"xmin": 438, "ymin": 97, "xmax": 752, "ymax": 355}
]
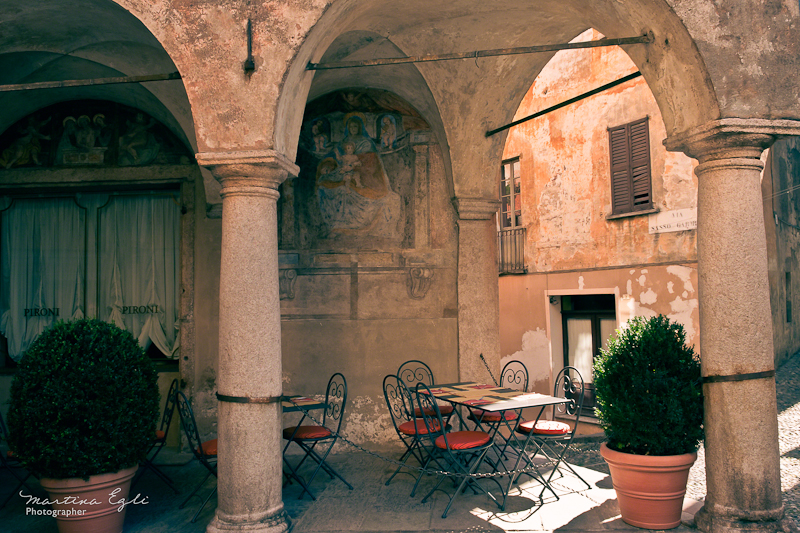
[
  {"xmin": 609, "ymin": 126, "xmax": 632, "ymax": 214},
  {"xmin": 609, "ymin": 118, "xmax": 652, "ymax": 215}
]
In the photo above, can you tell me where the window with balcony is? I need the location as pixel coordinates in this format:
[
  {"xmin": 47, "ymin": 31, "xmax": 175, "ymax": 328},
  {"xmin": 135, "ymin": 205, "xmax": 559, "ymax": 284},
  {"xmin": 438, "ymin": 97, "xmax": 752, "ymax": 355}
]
[{"xmin": 498, "ymin": 158, "xmax": 525, "ymax": 273}]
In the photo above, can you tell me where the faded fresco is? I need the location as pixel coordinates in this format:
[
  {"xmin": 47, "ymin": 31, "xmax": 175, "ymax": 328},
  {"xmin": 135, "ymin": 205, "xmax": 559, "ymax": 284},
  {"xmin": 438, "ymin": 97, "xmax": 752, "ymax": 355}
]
[
  {"xmin": 0, "ymin": 101, "xmax": 193, "ymax": 169},
  {"xmin": 294, "ymin": 89, "xmax": 429, "ymax": 249}
]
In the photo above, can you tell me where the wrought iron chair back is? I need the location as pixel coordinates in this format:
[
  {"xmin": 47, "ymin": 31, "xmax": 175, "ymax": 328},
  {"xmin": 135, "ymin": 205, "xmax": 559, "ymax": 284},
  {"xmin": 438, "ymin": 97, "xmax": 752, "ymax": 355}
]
[
  {"xmin": 176, "ymin": 391, "xmax": 213, "ymax": 464},
  {"xmin": 552, "ymin": 366, "xmax": 586, "ymax": 423},
  {"xmin": 159, "ymin": 378, "xmax": 179, "ymax": 435},
  {"xmin": 382, "ymin": 374, "xmax": 433, "ymax": 495},
  {"xmin": 322, "ymin": 372, "xmax": 347, "ymax": 434},
  {"xmin": 397, "ymin": 360, "xmax": 435, "ymax": 389},
  {"xmin": 383, "ymin": 374, "xmax": 413, "ymax": 431},
  {"xmin": 500, "ymin": 360, "xmax": 529, "ymax": 392},
  {"xmin": 282, "ymin": 372, "xmax": 353, "ymax": 499},
  {"xmin": 532, "ymin": 365, "xmax": 590, "ymax": 498},
  {"xmin": 414, "ymin": 383, "xmax": 449, "ymax": 451}
]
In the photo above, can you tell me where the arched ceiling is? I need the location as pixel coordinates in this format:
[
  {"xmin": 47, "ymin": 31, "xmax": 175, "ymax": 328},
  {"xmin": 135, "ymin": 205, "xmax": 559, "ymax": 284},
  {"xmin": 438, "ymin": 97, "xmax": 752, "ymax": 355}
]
[
  {"xmin": 0, "ymin": 0, "xmax": 194, "ymax": 152},
  {"xmin": 288, "ymin": 0, "xmax": 717, "ymax": 200}
]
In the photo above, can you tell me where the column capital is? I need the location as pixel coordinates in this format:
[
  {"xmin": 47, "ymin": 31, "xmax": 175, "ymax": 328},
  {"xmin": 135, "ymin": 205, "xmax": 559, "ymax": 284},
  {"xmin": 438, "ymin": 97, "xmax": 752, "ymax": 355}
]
[
  {"xmin": 196, "ymin": 150, "xmax": 300, "ymax": 199},
  {"xmin": 664, "ymin": 118, "xmax": 800, "ymax": 163},
  {"xmin": 452, "ymin": 196, "xmax": 501, "ymax": 220}
]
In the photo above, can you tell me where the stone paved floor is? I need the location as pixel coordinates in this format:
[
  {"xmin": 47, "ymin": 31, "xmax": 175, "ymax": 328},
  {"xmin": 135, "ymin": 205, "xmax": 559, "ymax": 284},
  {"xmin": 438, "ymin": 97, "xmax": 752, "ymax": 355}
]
[{"xmin": 1, "ymin": 355, "xmax": 798, "ymax": 532}]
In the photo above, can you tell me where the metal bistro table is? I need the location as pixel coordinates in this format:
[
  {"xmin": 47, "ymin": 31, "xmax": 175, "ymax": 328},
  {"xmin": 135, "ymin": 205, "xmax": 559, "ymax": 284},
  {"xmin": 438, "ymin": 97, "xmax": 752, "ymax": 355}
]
[
  {"xmin": 281, "ymin": 395, "xmax": 328, "ymax": 500},
  {"xmin": 424, "ymin": 382, "xmax": 570, "ymax": 505}
]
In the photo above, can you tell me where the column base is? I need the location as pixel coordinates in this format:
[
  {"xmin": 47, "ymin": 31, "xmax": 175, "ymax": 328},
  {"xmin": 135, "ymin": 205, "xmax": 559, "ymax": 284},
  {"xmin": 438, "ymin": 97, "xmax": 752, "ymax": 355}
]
[
  {"xmin": 695, "ymin": 504, "xmax": 798, "ymax": 533},
  {"xmin": 206, "ymin": 508, "xmax": 291, "ymax": 533}
]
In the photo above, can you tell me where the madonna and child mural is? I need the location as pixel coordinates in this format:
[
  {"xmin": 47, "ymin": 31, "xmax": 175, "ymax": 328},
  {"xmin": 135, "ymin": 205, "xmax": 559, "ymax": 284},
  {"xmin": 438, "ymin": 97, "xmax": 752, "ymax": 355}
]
[{"xmin": 295, "ymin": 89, "xmax": 431, "ymax": 248}]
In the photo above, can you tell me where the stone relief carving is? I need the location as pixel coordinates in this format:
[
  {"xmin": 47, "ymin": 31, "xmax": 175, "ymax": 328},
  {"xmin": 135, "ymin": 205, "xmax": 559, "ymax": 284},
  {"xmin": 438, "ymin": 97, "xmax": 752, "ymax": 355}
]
[
  {"xmin": 279, "ymin": 269, "xmax": 298, "ymax": 300},
  {"xmin": 407, "ymin": 267, "xmax": 434, "ymax": 299}
]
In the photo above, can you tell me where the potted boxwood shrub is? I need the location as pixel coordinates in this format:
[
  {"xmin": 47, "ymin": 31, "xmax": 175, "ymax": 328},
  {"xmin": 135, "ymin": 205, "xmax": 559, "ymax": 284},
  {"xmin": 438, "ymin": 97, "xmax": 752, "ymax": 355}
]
[
  {"xmin": 7, "ymin": 318, "xmax": 159, "ymax": 533},
  {"xmin": 593, "ymin": 314, "xmax": 703, "ymax": 530}
]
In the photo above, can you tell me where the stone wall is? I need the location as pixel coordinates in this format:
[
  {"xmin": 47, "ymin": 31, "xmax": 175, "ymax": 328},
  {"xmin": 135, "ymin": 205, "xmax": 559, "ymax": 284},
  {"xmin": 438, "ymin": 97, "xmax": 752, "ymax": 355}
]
[{"xmin": 277, "ymin": 89, "xmax": 460, "ymax": 447}]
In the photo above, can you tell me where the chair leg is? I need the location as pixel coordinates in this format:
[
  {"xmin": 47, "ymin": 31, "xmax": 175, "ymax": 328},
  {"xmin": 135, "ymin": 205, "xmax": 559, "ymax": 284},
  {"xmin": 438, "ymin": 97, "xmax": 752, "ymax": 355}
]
[
  {"xmin": 179, "ymin": 469, "xmax": 214, "ymax": 510},
  {"xmin": 0, "ymin": 478, "xmax": 25, "ymax": 509},
  {"xmin": 0, "ymin": 465, "xmax": 34, "ymax": 509},
  {"xmin": 385, "ymin": 444, "xmax": 415, "ymax": 486},
  {"xmin": 191, "ymin": 485, "xmax": 217, "ymax": 523},
  {"xmin": 300, "ymin": 440, "xmax": 353, "ymax": 490},
  {"xmin": 283, "ymin": 454, "xmax": 317, "ymax": 501}
]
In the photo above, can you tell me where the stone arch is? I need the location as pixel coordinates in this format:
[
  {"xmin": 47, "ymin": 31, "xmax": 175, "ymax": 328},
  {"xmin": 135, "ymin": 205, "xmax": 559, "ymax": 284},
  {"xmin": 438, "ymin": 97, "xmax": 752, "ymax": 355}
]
[
  {"xmin": 278, "ymin": 0, "xmax": 718, "ymax": 211},
  {"xmin": 0, "ymin": 0, "xmax": 195, "ymax": 154}
]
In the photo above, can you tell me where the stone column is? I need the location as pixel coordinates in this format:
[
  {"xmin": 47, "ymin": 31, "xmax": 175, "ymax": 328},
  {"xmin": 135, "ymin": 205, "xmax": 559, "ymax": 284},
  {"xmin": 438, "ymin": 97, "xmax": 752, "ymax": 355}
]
[
  {"xmin": 453, "ymin": 197, "xmax": 502, "ymax": 382},
  {"xmin": 196, "ymin": 150, "xmax": 299, "ymax": 533},
  {"xmin": 665, "ymin": 119, "xmax": 800, "ymax": 533}
]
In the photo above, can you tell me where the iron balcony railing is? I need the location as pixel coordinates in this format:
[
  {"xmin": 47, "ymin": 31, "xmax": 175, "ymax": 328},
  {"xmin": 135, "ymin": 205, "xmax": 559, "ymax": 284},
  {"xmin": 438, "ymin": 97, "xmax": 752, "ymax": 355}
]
[{"xmin": 498, "ymin": 227, "xmax": 526, "ymax": 274}]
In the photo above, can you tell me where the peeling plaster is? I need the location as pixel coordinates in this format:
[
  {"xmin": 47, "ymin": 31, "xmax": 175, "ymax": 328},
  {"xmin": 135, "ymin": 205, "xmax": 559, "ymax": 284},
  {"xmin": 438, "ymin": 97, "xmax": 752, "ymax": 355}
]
[
  {"xmin": 578, "ymin": 275, "xmax": 585, "ymax": 290},
  {"xmin": 668, "ymin": 281, "xmax": 675, "ymax": 293},
  {"xmin": 667, "ymin": 265, "xmax": 695, "ymax": 293},
  {"xmin": 503, "ymin": 328, "xmax": 551, "ymax": 384},
  {"xmin": 626, "ymin": 279, "xmax": 633, "ymax": 295},
  {"xmin": 669, "ymin": 296, "xmax": 699, "ymax": 342},
  {"xmin": 638, "ymin": 274, "xmax": 647, "ymax": 286},
  {"xmin": 640, "ymin": 288, "xmax": 658, "ymax": 305},
  {"xmin": 341, "ymin": 396, "xmax": 394, "ymax": 449}
]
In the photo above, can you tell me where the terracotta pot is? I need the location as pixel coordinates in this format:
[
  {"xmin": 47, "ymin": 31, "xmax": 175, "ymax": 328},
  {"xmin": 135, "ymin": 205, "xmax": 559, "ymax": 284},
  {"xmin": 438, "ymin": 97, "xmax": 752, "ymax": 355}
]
[
  {"xmin": 600, "ymin": 442, "xmax": 697, "ymax": 530},
  {"xmin": 39, "ymin": 465, "xmax": 138, "ymax": 533}
]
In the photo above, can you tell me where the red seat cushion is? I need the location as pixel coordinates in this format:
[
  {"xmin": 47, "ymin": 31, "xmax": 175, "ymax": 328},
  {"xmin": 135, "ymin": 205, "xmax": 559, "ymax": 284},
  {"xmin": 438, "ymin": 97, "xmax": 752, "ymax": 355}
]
[
  {"xmin": 198, "ymin": 438, "xmax": 218, "ymax": 456},
  {"xmin": 398, "ymin": 419, "xmax": 441, "ymax": 436},
  {"xmin": 283, "ymin": 425, "xmax": 332, "ymax": 440},
  {"xmin": 469, "ymin": 408, "xmax": 518, "ymax": 422},
  {"xmin": 435, "ymin": 431, "xmax": 491, "ymax": 450},
  {"xmin": 414, "ymin": 404, "xmax": 453, "ymax": 417},
  {"xmin": 516, "ymin": 419, "xmax": 570, "ymax": 435},
  {"xmin": 155, "ymin": 429, "xmax": 167, "ymax": 440}
]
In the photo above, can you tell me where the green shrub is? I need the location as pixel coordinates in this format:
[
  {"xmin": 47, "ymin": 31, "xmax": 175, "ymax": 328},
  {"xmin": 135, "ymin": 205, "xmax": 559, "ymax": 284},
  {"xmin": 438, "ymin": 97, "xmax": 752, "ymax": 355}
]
[
  {"xmin": 593, "ymin": 314, "xmax": 704, "ymax": 456},
  {"xmin": 7, "ymin": 318, "xmax": 160, "ymax": 479}
]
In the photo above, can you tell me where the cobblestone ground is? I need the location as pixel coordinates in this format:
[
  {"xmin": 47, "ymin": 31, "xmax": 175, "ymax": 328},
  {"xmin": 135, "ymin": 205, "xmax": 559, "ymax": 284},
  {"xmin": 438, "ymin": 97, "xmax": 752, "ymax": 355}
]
[{"xmin": 565, "ymin": 353, "xmax": 800, "ymax": 522}]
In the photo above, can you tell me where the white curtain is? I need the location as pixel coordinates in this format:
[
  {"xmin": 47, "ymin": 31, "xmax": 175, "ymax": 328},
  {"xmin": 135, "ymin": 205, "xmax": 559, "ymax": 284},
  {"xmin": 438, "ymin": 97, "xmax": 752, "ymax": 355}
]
[
  {"xmin": 98, "ymin": 195, "xmax": 180, "ymax": 358},
  {"xmin": 566, "ymin": 318, "xmax": 594, "ymax": 385},
  {"xmin": 0, "ymin": 198, "xmax": 85, "ymax": 360}
]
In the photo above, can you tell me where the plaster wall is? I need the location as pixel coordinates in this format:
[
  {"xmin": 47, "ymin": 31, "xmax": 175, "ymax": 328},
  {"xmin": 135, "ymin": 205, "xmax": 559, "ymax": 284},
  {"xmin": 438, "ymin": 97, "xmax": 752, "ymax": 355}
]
[
  {"xmin": 763, "ymin": 137, "xmax": 800, "ymax": 368},
  {"xmin": 503, "ymin": 32, "xmax": 698, "ymax": 274},
  {"xmin": 273, "ymin": 90, "xmax": 461, "ymax": 447},
  {"xmin": 499, "ymin": 265, "xmax": 700, "ymax": 388},
  {"xmin": 498, "ymin": 35, "xmax": 701, "ymax": 421}
]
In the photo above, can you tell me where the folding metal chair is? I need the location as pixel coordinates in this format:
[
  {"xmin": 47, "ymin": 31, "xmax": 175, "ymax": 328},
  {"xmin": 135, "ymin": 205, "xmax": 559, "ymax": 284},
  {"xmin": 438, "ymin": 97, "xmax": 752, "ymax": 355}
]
[
  {"xmin": 415, "ymin": 383, "xmax": 504, "ymax": 518},
  {"xmin": 133, "ymin": 378, "xmax": 179, "ymax": 493},
  {"xmin": 468, "ymin": 360, "xmax": 529, "ymax": 456},
  {"xmin": 0, "ymin": 411, "xmax": 35, "ymax": 509},
  {"xmin": 382, "ymin": 374, "xmax": 446, "ymax": 496},
  {"xmin": 397, "ymin": 360, "xmax": 454, "ymax": 419},
  {"xmin": 515, "ymin": 366, "xmax": 590, "ymax": 500},
  {"xmin": 175, "ymin": 391, "xmax": 218, "ymax": 523},
  {"xmin": 282, "ymin": 372, "xmax": 353, "ymax": 499}
]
